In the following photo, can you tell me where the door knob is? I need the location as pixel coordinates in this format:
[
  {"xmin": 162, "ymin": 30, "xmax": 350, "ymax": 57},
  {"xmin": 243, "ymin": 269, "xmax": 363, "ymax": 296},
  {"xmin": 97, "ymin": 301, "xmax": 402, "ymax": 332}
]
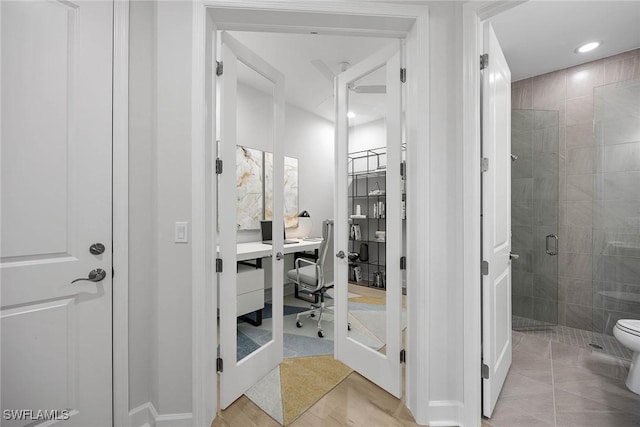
[
  {"xmin": 71, "ymin": 268, "xmax": 107, "ymax": 284},
  {"xmin": 336, "ymin": 251, "xmax": 346, "ymax": 259},
  {"xmin": 90, "ymin": 243, "xmax": 106, "ymax": 255},
  {"xmin": 275, "ymin": 252, "xmax": 284, "ymax": 261}
]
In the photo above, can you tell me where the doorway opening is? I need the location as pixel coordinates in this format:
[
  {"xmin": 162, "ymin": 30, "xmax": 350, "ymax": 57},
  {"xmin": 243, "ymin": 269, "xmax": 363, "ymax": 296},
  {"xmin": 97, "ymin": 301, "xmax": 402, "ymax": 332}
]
[
  {"xmin": 214, "ymin": 28, "xmax": 409, "ymax": 424},
  {"xmin": 193, "ymin": 3, "xmax": 429, "ymax": 425}
]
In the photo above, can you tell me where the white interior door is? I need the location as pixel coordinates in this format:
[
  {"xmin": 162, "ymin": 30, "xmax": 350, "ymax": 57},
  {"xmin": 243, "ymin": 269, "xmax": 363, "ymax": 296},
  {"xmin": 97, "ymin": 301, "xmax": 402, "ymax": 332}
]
[
  {"xmin": 1, "ymin": 1, "xmax": 113, "ymax": 425},
  {"xmin": 481, "ymin": 22, "xmax": 512, "ymax": 418},
  {"xmin": 218, "ymin": 31, "xmax": 285, "ymax": 409},
  {"xmin": 334, "ymin": 41, "xmax": 403, "ymax": 398}
]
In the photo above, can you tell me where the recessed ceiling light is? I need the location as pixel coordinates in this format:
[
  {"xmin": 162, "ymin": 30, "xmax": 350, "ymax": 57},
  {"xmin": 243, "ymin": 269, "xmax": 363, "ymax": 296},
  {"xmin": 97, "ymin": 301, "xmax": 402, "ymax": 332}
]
[
  {"xmin": 347, "ymin": 111, "xmax": 356, "ymax": 119},
  {"xmin": 575, "ymin": 41, "xmax": 601, "ymax": 54}
]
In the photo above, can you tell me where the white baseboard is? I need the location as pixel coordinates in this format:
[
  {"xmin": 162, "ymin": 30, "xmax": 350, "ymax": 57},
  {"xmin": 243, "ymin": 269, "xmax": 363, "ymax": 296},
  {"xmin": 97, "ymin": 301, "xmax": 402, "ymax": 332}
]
[{"xmin": 129, "ymin": 402, "xmax": 192, "ymax": 427}]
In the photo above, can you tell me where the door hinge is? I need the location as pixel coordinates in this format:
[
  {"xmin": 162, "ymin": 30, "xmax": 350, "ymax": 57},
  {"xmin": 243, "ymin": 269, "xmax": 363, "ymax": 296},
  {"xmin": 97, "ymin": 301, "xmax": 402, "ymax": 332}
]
[
  {"xmin": 400, "ymin": 349, "xmax": 406, "ymax": 363},
  {"xmin": 482, "ymin": 363, "xmax": 489, "ymax": 379},
  {"xmin": 400, "ymin": 68, "xmax": 407, "ymax": 83},
  {"xmin": 216, "ymin": 357, "xmax": 223, "ymax": 373},
  {"xmin": 112, "ymin": 268, "xmax": 115, "ymax": 279},
  {"xmin": 216, "ymin": 61, "xmax": 223, "ymax": 76},
  {"xmin": 480, "ymin": 54, "xmax": 489, "ymax": 70},
  {"xmin": 216, "ymin": 158, "xmax": 223, "ymax": 174},
  {"xmin": 400, "ymin": 161, "xmax": 406, "ymax": 178},
  {"xmin": 216, "ymin": 258, "xmax": 223, "ymax": 273},
  {"xmin": 400, "ymin": 256, "xmax": 407, "ymax": 270},
  {"xmin": 481, "ymin": 157, "xmax": 489, "ymax": 172},
  {"xmin": 481, "ymin": 260, "xmax": 489, "ymax": 276}
]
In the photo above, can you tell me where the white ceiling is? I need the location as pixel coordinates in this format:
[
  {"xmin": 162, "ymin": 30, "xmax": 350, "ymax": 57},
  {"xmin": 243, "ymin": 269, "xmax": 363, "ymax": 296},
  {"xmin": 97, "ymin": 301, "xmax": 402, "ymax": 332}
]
[
  {"xmin": 229, "ymin": 31, "xmax": 395, "ymax": 125},
  {"xmin": 490, "ymin": 1, "xmax": 640, "ymax": 81},
  {"xmin": 229, "ymin": 1, "xmax": 640, "ymax": 122}
]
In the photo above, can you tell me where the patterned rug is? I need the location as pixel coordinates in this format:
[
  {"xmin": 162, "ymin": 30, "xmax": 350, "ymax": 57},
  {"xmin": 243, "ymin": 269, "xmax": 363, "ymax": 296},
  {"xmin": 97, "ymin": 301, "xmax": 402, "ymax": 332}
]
[{"xmin": 245, "ymin": 355, "xmax": 352, "ymax": 425}]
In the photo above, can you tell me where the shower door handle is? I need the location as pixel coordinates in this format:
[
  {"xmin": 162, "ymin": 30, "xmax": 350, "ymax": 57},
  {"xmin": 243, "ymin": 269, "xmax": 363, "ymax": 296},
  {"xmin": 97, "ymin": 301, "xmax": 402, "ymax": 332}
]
[{"xmin": 546, "ymin": 234, "xmax": 558, "ymax": 256}]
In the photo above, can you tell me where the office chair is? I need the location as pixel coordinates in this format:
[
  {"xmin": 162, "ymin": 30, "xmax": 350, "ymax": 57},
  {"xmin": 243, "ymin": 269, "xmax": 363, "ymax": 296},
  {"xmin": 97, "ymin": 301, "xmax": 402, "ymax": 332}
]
[{"xmin": 288, "ymin": 219, "xmax": 335, "ymax": 338}]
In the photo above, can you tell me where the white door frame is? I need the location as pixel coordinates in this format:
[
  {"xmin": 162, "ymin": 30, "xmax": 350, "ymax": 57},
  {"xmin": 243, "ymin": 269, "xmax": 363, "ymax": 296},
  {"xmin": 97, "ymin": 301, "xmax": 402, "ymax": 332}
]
[
  {"xmin": 113, "ymin": 0, "xmax": 130, "ymax": 426},
  {"xmin": 191, "ymin": 1, "xmax": 429, "ymax": 426},
  {"xmin": 461, "ymin": 2, "xmax": 525, "ymax": 426}
]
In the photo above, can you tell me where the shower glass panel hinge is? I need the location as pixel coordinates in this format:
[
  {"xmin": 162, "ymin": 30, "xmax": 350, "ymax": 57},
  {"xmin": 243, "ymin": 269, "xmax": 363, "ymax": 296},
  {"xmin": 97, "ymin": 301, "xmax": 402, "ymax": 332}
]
[
  {"xmin": 481, "ymin": 260, "xmax": 489, "ymax": 276},
  {"xmin": 215, "ymin": 258, "xmax": 223, "ymax": 273},
  {"xmin": 481, "ymin": 157, "xmax": 489, "ymax": 173},
  {"xmin": 400, "ymin": 256, "xmax": 407, "ymax": 270},
  {"xmin": 482, "ymin": 363, "xmax": 489, "ymax": 379},
  {"xmin": 480, "ymin": 54, "xmax": 489, "ymax": 70},
  {"xmin": 400, "ymin": 349, "xmax": 406, "ymax": 363},
  {"xmin": 216, "ymin": 357, "xmax": 223, "ymax": 373},
  {"xmin": 215, "ymin": 158, "xmax": 223, "ymax": 174},
  {"xmin": 216, "ymin": 61, "xmax": 223, "ymax": 76},
  {"xmin": 400, "ymin": 68, "xmax": 407, "ymax": 83}
]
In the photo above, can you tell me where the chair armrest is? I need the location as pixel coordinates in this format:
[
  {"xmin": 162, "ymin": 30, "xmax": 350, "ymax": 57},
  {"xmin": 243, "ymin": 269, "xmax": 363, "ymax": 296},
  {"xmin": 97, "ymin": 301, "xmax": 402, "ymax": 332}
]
[{"xmin": 294, "ymin": 258, "xmax": 323, "ymax": 288}]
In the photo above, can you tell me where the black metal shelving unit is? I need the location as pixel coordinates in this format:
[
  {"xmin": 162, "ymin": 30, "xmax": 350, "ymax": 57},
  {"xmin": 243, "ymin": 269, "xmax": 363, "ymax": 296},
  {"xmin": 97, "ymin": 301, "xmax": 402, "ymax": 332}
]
[{"xmin": 347, "ymin": 147, "xmax": 405, "ymax": 290}]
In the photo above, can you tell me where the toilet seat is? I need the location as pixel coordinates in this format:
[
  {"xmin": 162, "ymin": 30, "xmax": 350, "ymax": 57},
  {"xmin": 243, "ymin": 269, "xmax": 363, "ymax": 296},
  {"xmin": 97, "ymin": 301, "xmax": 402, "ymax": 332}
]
[{"xmin": 616, "ymin": 319, "xmax": 640, "ymax": 337}]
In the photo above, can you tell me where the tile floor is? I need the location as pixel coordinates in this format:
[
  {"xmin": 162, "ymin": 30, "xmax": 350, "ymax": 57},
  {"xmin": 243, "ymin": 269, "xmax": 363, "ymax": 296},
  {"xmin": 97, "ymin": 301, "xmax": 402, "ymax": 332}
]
[
  {"xmin": 484, "ymin": 330, "xmax": 640, "ymax": 427},
  {"xmin": 513, "ymin": 316, "xmax": 633, "ymax": 360}
]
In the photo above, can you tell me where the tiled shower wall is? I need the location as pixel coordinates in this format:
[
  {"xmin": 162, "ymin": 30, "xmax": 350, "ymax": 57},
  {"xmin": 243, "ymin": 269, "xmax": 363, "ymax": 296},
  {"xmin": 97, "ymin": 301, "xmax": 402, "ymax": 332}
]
[{"xmin": 511, "ymin": 48, "xmax": 640, "ymax": 331}]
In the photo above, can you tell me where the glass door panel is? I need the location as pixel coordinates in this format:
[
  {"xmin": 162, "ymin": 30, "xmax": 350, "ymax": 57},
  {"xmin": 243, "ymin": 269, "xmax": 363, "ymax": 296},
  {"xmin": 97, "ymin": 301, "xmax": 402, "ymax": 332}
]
[
  {"xmin": 335, "ymin": 41, "xmax": 402, "ymax": 397},
  {"xmin": 510, "ymin": 109, "xmax": 559, "ymax": 329},
  {"xmin": 218, "ymin": 31, "xmax": 285, "ymax": 408}
]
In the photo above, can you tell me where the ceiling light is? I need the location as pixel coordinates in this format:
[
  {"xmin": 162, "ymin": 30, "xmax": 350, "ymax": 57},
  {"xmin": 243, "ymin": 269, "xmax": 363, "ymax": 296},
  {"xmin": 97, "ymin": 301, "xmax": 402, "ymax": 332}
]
[
  {"xmin": 347, "ymin": 111, "xmax": 356, "ymax": 119},
  {"xmin": 575, "ymin": 41, "xmax": 601, "ymax": 54}
]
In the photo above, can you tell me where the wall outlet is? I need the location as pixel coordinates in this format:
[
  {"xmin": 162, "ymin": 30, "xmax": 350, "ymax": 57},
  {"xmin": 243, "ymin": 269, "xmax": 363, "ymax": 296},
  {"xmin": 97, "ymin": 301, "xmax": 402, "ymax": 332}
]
[{"xmin": 175, "ymin": 222, "xmax": 189, "ymax": 243}]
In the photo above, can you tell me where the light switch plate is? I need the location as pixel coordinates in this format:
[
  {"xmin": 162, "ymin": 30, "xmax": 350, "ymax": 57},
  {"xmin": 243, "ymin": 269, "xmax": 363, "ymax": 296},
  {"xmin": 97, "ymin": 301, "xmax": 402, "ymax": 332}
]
[{"xmin": 175, "ymin": 222, "xmax": 189, "ymax": 243}]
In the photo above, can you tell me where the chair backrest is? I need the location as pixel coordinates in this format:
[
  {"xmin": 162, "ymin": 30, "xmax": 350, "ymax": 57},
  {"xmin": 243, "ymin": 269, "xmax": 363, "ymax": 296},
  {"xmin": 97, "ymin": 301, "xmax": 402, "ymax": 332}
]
[{"xmin": 316, "ymin": 220, "xmax": 334, "ymax": 288}]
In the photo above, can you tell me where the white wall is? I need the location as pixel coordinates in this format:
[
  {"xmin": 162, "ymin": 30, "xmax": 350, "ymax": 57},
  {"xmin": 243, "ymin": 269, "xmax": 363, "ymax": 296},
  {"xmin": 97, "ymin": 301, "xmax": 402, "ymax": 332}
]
[
  {"xmin": 407, "ymin": 2, "xmax": 465, "ymax": 423},
  {"xmin": 128, "ymin": 0, "xmax": 194, "ymax": 419},
  {"xmin": 128, "ymin": 0, "xmax": 158, "ymax": 412},
  {"xmin": 154, "ymin": 1, "xmax": 193, "ymax": 415},
  {"xmin": 349, "ymin": 118, "xmax": 386, "ymax": 153},
  {"xmin": 236, "ymin": 82, "xmax": 334, "ymax": 242}
]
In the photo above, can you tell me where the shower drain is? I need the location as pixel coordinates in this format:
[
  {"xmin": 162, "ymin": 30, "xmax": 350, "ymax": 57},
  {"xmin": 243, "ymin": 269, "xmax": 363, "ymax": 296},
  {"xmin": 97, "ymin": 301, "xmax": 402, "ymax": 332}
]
[{"xmin": 589, "ymin": 343, "xmax": 604, "ymax": 350}]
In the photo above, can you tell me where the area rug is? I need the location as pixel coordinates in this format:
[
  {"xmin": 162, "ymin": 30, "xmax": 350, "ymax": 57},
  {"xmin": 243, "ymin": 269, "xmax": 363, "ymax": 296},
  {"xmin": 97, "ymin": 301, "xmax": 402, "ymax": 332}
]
[{"xmin": 245, "ymin": 355, "xmax": 352, "ymax": 425}]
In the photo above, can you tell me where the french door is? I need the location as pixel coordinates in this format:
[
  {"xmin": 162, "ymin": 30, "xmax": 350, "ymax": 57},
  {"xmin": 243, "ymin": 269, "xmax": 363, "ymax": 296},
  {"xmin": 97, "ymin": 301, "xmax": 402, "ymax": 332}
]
[
  {"xmin": 334, "ymin": 41, "xmax": 404, "ymax": 398},
  {"xmin": 217, "ymin": 31, "xmax": 286, "ymax": 408}
]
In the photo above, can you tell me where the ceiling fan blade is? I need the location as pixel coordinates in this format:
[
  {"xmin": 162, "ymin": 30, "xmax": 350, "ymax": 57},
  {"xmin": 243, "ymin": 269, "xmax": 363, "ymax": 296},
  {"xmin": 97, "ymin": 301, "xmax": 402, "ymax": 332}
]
[
  {"xmin": 352, "ymin": 85, "xmax": 386, "ymax": 94},
  {"xmin": 310, "ymin": 59, "xmax": 336, "ymax": 82}
]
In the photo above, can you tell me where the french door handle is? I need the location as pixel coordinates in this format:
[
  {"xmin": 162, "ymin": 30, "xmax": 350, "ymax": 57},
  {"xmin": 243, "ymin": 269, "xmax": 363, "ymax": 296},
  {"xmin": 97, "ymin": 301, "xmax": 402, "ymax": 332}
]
[
  {"xmin": 336, "ymin": 251, "xmax": 346, "ymax": 259},
  {"xmin": 71, "ymin": 268, "xmax": 107, "ymax": 284},
  {"xmin": 546, "ymin": 234, "xmax": 558, "ymax": 256},
  {"xmin": 275, "ymin": 252, "xmax": 284, "ymax": 261},
  {"xmin": 510, "ymin": 253, "xmax": 520, "ymax": 260}
]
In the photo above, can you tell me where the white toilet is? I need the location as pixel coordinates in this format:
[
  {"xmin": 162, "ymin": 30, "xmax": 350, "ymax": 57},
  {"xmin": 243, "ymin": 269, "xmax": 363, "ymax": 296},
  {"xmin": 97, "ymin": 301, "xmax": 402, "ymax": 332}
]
[{"xmin": 614, "ymin": 319, "xmax": 640, "ymax": 395}]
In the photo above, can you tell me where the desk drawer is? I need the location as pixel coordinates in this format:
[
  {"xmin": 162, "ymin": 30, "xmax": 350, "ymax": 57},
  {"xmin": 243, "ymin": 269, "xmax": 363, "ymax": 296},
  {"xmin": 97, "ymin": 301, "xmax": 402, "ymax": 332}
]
[
  {"xmin": 237, "ymin": 265, "xmax": 264, "ymax": 294},
  {"xmin": 238, "ymin": 290, "xmax": 264, "ymax": 317}
]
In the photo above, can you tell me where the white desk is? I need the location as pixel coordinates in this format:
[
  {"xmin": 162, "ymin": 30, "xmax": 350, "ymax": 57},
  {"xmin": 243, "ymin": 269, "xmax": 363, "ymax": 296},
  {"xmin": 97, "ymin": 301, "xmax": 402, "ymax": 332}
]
[
  {"xmin": 235, "ymin": 239, "xmax": 322, "ymax": 261},
  {"xmin": 220, "ymin": 239, "xmax": 323, "ymax": 324}
]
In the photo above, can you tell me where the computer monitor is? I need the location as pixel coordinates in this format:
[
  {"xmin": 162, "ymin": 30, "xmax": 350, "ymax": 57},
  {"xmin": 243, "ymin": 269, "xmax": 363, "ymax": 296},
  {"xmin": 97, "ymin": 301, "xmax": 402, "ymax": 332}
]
[{"xmin": 260, "ymin": 220, "xmax": 296, "ymax": 244}]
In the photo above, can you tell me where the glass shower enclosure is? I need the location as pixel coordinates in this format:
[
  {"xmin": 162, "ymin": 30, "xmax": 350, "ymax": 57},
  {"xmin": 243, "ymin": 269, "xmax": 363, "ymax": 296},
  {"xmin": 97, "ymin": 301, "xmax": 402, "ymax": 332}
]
[
  {"xmin": 591, "ymin": 77, "xmax": 640, "ymax": 358},
  {"xmin": 511, "ymin": 109, "xmax": 560, "ymax": 329}
]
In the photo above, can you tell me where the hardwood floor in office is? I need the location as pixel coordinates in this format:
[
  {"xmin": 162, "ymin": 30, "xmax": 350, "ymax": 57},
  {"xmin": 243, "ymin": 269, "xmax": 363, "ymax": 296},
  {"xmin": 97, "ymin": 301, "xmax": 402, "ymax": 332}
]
[{"xmin": 212, "ymin": 371, "xmax": 421, "ymax": 427}]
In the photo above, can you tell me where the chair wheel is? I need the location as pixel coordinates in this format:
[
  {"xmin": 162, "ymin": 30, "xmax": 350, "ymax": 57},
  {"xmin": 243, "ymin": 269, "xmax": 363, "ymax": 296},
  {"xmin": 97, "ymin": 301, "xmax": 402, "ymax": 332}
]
[
  {"xmin": 347, "ymin": 323, "xmax": 352, "ymax": 331},
  {"xmin": 318, "ymin": 330, "xmax": 325, "ymax": 338},
  {"xmin": 296, "ymin": 321, "xmax": 303, "ymax": 328}
]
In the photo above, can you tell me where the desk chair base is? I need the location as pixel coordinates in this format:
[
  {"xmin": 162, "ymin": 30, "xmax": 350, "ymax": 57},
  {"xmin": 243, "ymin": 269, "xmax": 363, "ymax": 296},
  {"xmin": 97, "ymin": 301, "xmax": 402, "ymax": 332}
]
[{"xmin": 295, "ymin": 301, "xmax": 333, "ymax": 338}]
